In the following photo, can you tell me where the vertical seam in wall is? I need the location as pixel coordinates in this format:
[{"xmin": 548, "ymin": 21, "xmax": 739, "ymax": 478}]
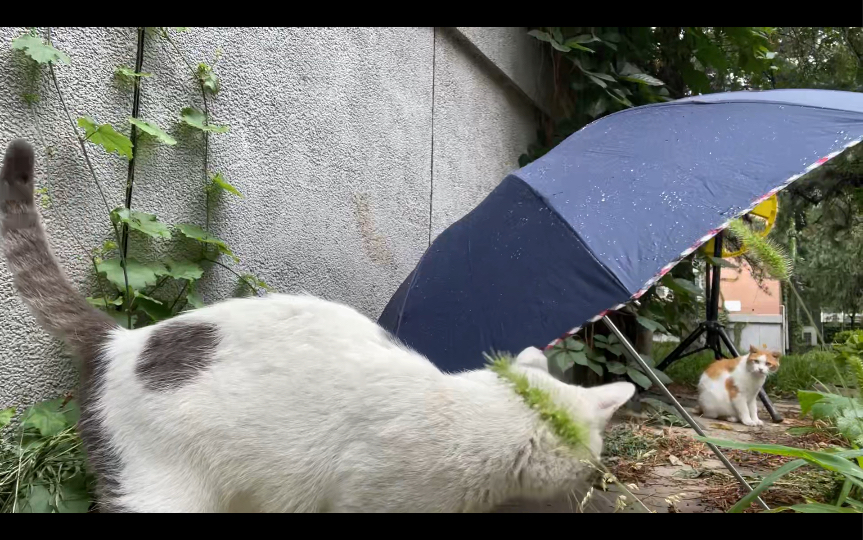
[{"xmin": 427, "ymin": 27, "xmax": 437, "ymax": 248}]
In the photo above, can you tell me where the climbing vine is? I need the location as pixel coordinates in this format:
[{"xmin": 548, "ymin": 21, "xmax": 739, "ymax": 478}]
[{"xmin": 10, "ymin": 27, "xmax": 271, "ymax": 330}]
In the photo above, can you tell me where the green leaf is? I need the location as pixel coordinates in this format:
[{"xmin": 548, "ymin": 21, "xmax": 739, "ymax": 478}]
[
  {"xmin": 527, "ymin": 30, "xmax": 553, "ymax": 43},
  {"xmin": 241, "ymin": 273, "xmax": 274, "ymax": 293},
  {"xmin": 552, "ymin": 350, "xmax": 572, "ymax": 372},
  {"xmin": 107, "ymin": 310, "xmax": 136, "ymax": 329},
  {"xmin": 551, "ymin": 28, "xmax": 564, "ymax": 44},
  {"xmin": 662, "ymin": 275, "xmax": 703, "ymax": 297},
  {"xmin": 12, "ymin": 33, "xmax": 70, "ymax": 65},
  {"xmin": 133, "ymin": 291, "xmax": 162, "ymax": 305},
  {"xmin": 586, "ymin": 358, "xmax": 604, "ymax": 376},
  {"xmin": 175, "ymin": 223, "xmax": 236, "ymax": 260},
  {"xmin": 186, "ymin": 283, "xmax": 205, "ymax": 309},
  {"xmin": 606, "ymin": 344, "xmax": 624, "ymax": 357},
  {"xmin": 587, "ymin": 98, "xmax": 607, "ymax": 118},
  {"xmin": 197, "ymin": 63, "xmax": 220, "ymax": 94},
  {"xmin": 636, "ymin": 315, "xmax": 667, "ymax": 333},
  {"xmin": 797, "ymin": 390, "xmax": 847, "ymax": 418},
  {"xmin": 112, "ymin": 208, "xmax": 172, "ymax": 239},
  {"xmin": 21, "ymin": 402, "xmax": 68, "ymax": 437},
  {"xmin": 836, "ymin": 478, "xmax": 853, "ymax": 507},
  {"xmin": 641, "ymin": 354, "xmax": 656, "ymax": 368},
  {"xmin": 588, "ymin": 350, "xmax": 607, "ymax": 363},
  {"xmin": 562, "ymin": 39, "xmax": 594, "ymax": 53},
  {"xmin": 57, "ymin": 474, "xmax": 91, "ymax": 513},
  {"xmin": 568, "ymin": 34, "xmax": 601, "ymax": 44},
  {"xmin": 210, "ymin": 172, "xmax": 243, "ymax": 198},
  {"xmin": 605, "ymin": 88, "xmax": 633, "ymax": 107},
  {"xmin": 606, "ymin": 361, "xmax": 627, "ymax": 375},
  {"xmin": 77, "ymin": 117, "xmax": 133, "ymax": 160},
  {"xmin": 696, "ymin": 437, "xmax": 863, "ymax": 482},
  {"xmin": 129, "ymin": 118, "xmax": 176, "ymax": 145},
  {"xmin": 587, "ymin": 74, "xmax": 608, "ymax": 88},
  {"xmin": 621, "ymin": 73, "xmax": 665, "ymax": 86},
  {"xmin": 728, "ymin": 458, "xmax": 809, "ymax": 512},
  {"xmin": 96, "ymin": 258, "xmax": 163, "ymax": 291},
  {"xmin": 19, "ymin": 485, "xmax": 53, "ymax": 513},
  {"xmin": 86, "ymin": 296, "xmax": 123, "ymax": 308},
  {"xmin": 136, "ymin": 296, "xmax": 172, "ymax": 322},
  {"xmin": 570, "ymin": 351, "xmax": 588, "ymax": 367},
  {"xmin": 627, "ymin": 366, "xmax": 653, "ymax": 389},
  {"xmin": 161, "ymin": 259, "xmax": 204, "ymax": 281},
  {"xmin": 772, "ymin": 502, "xmax": 860, "ymax": 513},
  {"xmin": 0, "ymin": 406, "xmax": 15, "ymax": 429},
  {"xmin": 650, "ymin": 367, "xmax": 673, "ymax": 384},
  {"xmin": 593, "ymin": 334, "xmax": 608, "ymax": 343},
  {"xmin": 180, "ymin": 107, "xmax": 229, "ymax": 133},
  {"xmin": 115, "ymin": 65, "xmax": 152, "ymax": 79},
  {"xmin": 549, "ymin": 40, "xmax": 570, "ymax": 53},
  {"xmin": 590, "ymin": 72, "xmax": 616, "ymax": 83}
]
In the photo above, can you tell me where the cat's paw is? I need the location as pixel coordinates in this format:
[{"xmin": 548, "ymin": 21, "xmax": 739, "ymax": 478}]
[
  {"xmin": 742, "ymin": 419, "xmax": 759, "ymax": 427},
  {"xmin": 726, "ymin": 416, "xmax": 738, "ymax": 423}
]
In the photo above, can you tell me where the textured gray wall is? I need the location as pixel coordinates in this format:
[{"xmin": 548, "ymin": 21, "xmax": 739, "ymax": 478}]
[{"xmin": 0, "ymin": 27, "xmax": 540, "ymax": 408}]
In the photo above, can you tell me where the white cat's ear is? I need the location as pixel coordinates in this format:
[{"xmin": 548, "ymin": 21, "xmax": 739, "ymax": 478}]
[
  {"xmin": 514, "ymin": 346, "xmax": 549, "ymax": 373},
  {"xmin": 581, "ymin": 382, "xmax": 635, "ymax": 422}
]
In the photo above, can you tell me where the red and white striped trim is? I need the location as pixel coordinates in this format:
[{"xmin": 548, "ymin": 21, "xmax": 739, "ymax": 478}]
[{"xmin": 544, "ymin": 137, "xmax": 862, "ymax": 351}]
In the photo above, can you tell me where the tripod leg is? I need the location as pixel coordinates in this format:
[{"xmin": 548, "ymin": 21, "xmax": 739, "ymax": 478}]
[
  {"xmin": 716, "ymin": 326, "xmax": 784, "ymax": 423},
  {"xmin": 757, "ymin": 388, "xmax": 784, "ymax": 424},
  {"xmin": 656, "ymin": 324, "xmax": 707, "ymax": 371}
]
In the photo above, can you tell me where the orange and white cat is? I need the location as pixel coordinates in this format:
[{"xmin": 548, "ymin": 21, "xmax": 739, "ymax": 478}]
[{"xmin": 696, "ymin": 346, "xmax": 780, "ymax": 427}]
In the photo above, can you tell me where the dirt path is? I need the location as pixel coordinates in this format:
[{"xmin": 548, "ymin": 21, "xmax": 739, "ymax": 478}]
[{"xmin": 495, "ymin": 387, "xmax": 841, "ymax": 513}]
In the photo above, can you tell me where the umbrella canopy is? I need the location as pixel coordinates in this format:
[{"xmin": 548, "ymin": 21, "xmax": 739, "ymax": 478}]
[{"xmin": 379, "ymin": 89, "xmax": 863, "ymax": 373}]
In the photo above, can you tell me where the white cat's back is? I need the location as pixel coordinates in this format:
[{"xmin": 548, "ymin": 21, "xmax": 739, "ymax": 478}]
[{"xmin": 97, "ymin": 294, "xmax": 530, "ymax": 511}]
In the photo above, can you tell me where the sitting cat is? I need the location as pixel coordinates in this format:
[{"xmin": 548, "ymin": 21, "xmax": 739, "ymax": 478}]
[
  {"xmin": 1, "ymin": 139, "xmax": 634, "ymax": 513},
  {"xmin": 696, "ymin": 345, "xmax": 780, "ymax": 427}
]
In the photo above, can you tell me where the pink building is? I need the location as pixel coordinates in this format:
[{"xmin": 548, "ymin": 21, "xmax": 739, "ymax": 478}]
[{"xmin": 718, "ymin": 259, "xmax": 786, "ymax": 353}]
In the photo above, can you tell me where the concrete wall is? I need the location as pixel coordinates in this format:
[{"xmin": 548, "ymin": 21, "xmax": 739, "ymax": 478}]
[{"xmin": 0, "ymin": 27, "xmax": 542, "ymax": 407}]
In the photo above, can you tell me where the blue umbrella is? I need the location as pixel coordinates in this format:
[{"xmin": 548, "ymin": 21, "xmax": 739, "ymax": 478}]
[{"xmin": 380, "ymin": 89, "xmax": 863, "ymax": 373}]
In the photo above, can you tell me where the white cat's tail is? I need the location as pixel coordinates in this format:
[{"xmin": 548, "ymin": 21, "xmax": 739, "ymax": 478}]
[{"xmin": 1, "ymin": 139, "xmax": 118, "ymax": 363}]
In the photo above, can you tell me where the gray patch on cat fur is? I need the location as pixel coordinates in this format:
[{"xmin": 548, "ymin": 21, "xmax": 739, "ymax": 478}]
[
  {"xmin": 78, "ymin": 340, "xmax": 133, "ymax": 513},
  {"xmin": 137, "ymin": 322, "xmax": 222, "ymax": 391}
]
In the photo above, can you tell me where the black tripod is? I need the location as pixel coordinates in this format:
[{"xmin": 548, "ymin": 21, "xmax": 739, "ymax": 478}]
[{"xmin": 655, "ymin": 231, "xmax": 784, "ymax": 423}]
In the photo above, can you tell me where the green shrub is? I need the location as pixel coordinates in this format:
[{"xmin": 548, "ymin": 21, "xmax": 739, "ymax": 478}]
[{"xmin": 833, "ymin": 329, "xmax": 863, "ymax": 344}]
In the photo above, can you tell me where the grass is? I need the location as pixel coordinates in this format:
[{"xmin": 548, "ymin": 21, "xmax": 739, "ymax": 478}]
[
  {"xmin": 0, "ymin": 397, "xmax": 93, "ymax": 513},
  {"xmin": 654, "ymin": 342, "xmax": 851, "ymax": 398}
]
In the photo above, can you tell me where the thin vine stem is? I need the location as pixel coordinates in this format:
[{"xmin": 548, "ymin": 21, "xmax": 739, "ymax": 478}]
[
  {"xmin": 169, "ymin": 281, "xmax": 189, "ymax": 312},
  {"xmin": 45, "ymin": 28, "xmax": 131, "ymax": 326},
  {"xmin": 201, "ymin": 256, "xmax": 258, "ymax": 294},
  {"xmin": 161, "ymin": 30, "xmax": 211, "ymax": 232},
  {"xmin": 121, "ymin": 27, "xmax": 146, "ymax": 260}
]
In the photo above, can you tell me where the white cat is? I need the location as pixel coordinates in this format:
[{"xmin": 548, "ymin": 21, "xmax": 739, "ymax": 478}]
[
  {"xmin": 1, "ymin": 139, "xmax": 635, "ymax": 512},
  {"xmin": 696, "ymin": 345, "xmax": 780, "ymax": 427}
]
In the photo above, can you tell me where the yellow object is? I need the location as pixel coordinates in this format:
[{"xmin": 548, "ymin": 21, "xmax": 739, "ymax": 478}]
[{"xmin": 703, "ymin": 194, "xmax": 778, "ymax": 258}]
